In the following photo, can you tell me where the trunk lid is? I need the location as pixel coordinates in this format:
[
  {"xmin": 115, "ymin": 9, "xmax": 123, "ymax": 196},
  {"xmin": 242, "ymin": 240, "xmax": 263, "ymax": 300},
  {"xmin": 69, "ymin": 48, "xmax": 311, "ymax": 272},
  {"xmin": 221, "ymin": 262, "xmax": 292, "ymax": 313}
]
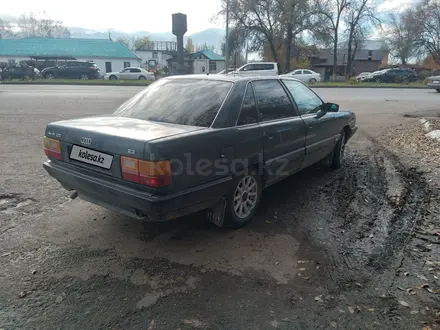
[{"xmin": 46, "ymin": 116, "xmax": 205, "ymax": 158}]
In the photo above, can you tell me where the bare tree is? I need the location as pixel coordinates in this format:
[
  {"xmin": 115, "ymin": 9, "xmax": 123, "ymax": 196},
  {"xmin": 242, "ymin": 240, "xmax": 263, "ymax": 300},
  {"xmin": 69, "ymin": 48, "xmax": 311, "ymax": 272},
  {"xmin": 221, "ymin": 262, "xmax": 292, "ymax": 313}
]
[
  {"xmin": 344, "ymin": 0, "xmax": 380, "ymax": 77},
  {"xmin": 0, "ymin": 18, "xmax": 14, "ymax": 39},
  {"xmin": 17, "ymin": 12, "xmax": 70, "ymax": 38},
  {"xmin": 385, "ymin": 9, "xmax": 421, "ymax": 65},
  {"xmin": 416, "ymin": 0, "xmax": 440, "ymax": 65},
  {"xmin": 221, "ymin": 0, "xmax": 286, "ymax": 63},
  {"xmin": 279, "ymin": 0, "xmax": 310, "ymax": 72},
  {"xmin": 313, "ymin": 0, "xmax": 351, "ymax": 77}
]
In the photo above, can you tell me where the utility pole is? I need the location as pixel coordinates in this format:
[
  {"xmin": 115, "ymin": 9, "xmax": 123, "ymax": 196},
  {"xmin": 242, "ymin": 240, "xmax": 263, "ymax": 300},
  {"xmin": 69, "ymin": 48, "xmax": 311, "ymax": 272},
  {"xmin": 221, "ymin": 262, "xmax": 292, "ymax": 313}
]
[{"xmin": 225, "ymin": 0, "xmax": 230, "ymax": 70}]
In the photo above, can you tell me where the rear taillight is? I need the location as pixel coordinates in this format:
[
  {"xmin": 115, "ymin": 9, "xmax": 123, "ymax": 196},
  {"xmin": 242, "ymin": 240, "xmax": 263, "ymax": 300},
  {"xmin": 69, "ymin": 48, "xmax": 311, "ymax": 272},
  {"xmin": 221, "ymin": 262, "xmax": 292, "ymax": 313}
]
[
  {"xmin": 121, "ymin": 157, "xmax": 172, "ymax": 188},
  {"xmin": 43, "ymin": 136, "xmax": 62, "ymax": 160}
]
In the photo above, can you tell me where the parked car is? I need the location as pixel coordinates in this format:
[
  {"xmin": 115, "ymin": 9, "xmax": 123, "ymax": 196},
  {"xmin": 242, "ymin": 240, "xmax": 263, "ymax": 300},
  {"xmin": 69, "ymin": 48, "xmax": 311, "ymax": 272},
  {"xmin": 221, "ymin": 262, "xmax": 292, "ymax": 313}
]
[
  {"xmin": 41, "ymin": 61, "xmax": 101, "ymax": 79},
  {"xmin": 229, "ymin": 62, "xmax": 280, "ymax": 76},
  {"xmin": 0, "ymin": 64, "xmax": 37, "ymax": 80},
  {"xmin": 426, "ymin": 75, "xmax": 440, "ymax": 92},
  {"xmin": 103, "ymin": 67, "xmax": 155, "ymax": 81},
  {"xmin": 364, "ymin": 68, "xmax": 417, "ymax": 83},
  {"xmin": 356, "ymin": 72, "xmax": 373, "ymax": 81},
  {"xmin": 217, "ymin": 68, "xmax": 235, "ymax": 74},
  {"xmin": 42, "ymin": 75, "xmax": 358, "ymax": 228},
  {"xmin": 279, "ymin": 69, "xmax": 322, "ymax": 83}
]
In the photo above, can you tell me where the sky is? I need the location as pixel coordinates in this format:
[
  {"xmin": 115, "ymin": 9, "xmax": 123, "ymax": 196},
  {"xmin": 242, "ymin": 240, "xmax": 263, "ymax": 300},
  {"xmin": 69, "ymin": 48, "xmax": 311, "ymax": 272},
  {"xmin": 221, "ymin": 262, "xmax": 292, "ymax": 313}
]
[{"xmin": 0, "ymin": 0, "xmax": 224, "ymax": 34}]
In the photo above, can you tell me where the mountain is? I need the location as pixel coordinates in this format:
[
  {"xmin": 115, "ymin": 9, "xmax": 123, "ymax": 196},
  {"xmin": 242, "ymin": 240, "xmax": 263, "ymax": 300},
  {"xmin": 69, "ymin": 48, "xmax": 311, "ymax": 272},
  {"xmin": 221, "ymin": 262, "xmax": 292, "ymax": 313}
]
[{"xmin": 69, "ymin": 27, "xmax": 225, "ymax": 52}]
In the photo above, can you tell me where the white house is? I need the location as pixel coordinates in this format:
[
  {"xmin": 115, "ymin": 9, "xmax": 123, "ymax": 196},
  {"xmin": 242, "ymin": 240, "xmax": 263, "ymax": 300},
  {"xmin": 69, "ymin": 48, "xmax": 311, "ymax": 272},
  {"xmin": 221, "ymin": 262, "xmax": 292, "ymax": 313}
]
[
  {"xmin": 134, "ymin": 41, "xmax": 177, "ymax": 71},
  {"xmin": 0, "ymin": 38, "xmax": 141, "ymax": 74}
]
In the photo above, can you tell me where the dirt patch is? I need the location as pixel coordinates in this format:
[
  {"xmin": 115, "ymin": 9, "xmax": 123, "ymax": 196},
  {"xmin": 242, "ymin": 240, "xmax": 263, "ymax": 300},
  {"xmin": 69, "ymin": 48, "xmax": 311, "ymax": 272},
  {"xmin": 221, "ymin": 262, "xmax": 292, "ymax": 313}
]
[{"xmin": 404, "ymin": 110, "xmax": 440, "ymax": 119}]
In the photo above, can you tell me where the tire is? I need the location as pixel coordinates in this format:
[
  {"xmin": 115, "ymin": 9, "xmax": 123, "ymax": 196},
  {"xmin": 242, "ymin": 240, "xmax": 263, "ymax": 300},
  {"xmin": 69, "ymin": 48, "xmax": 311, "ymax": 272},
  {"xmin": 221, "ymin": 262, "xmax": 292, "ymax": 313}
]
[
  {"xmin": 45, "ymin": 73, "xmax": 55, "ymax": 79},
  {"xmin": 139, "ymin": 75, "xmax": 146, "ymax": 80},
  {"xmin": 375, "ymin": 78, "xmax": 381, "ymax": 83},
  {"xmin": 309, "ymin": 78, "xmax": 317, "ymax": 84},
  {"xmin": 80, "ymin": 73, "xmax": 89, "ymax": 80},
  {"xmin": 331, "ymin": 130, "xmax": 347, "ymax": 169},
  {"xmin": 224, "ymin": 171, "xmax": 262, "ymax": 229},
  {"xmin": 436, "ymin": 89, "xmax": 440, "ymax": 93},
  {"xmin": 109, "ymin": 75, "xmax": 117, "ymax": 80}
]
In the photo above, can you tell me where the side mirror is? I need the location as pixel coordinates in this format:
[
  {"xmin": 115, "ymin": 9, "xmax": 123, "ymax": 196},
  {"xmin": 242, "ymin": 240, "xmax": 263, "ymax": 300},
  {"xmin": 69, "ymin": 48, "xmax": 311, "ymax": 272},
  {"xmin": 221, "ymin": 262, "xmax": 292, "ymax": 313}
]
[{"xmin": 325, "ymin": 102, "xmax": 339, "ymax": 112}]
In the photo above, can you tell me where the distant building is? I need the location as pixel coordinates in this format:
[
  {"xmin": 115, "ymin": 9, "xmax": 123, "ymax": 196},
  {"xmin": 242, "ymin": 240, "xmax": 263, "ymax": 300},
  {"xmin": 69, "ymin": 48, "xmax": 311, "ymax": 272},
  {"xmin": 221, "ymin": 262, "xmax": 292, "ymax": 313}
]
[
  {"xmin": 134, "ymin": 41, "xmax": 177, "ymax": 71},
  {"xmin": 191, "ymin": 49, "xmax": 225, "ymax": 74},
  {"xmin": 0, "ymin": 38, "xmax": 141, "ymax": 74},
  {"xmin": 164, "ymin": 48, "xmax": 225, "ymax": 74},
  {"xmin": 310, "ymin": 40, "xmax": 388, "ymax": 80}
]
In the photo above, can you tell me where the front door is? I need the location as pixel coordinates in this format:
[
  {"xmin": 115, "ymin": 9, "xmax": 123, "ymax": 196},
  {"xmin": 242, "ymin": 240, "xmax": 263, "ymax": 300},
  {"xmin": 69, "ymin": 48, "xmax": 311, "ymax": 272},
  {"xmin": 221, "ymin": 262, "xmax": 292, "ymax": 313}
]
[
  {"xmin": 281, "ymin": 79, "xmax": 339, "ymax": 169},
  {"xmin": 252, "ymin": 80, "xmax": 306, "ymax": 186}
]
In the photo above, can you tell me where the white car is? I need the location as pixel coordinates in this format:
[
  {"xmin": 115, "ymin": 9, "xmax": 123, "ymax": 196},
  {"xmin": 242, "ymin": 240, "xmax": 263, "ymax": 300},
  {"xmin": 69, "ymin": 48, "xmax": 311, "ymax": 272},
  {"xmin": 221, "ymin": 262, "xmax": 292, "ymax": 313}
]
[
  {"xmin": 103, "ymin": 67, "xmax": 155, "ymax": 81},
  {"xmin": 229, "ymin": 62, "xmax": 280, "ymax": 76},
  {"xmin": 356, "ymin": 72, "xmax": 373, "ymax": 81},
  {"xmin": 279, "ymin": 69, "xmax": 321, "ymax": 83}
]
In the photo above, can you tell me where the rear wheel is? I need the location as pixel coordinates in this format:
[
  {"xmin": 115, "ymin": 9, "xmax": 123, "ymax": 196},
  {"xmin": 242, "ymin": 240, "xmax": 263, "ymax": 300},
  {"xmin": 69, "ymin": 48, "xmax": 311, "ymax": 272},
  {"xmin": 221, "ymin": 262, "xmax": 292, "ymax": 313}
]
[
  {"xmin": 80, "ymin": 73, "xmax": 89, "ymax": 80},
  {"xmin": 45, "ymin": 73, "xmax": 55, "ymax": 79},
  {"xmin": 436, "ymin": 89, "xmax": 440, "ymax": 93},
  {"xmin": 331, "ymin": 131, "xmax": 347, "ymax": 169},
  {"xmin": 139, "ymin": 75, "xmax": 146, "ymax": 80},
  {"xmin": 109, "ymin": 75, "xmax": 117, "ymax": 80},
  {"xmin": 225, "ymin": 171, "xmax": 262, "ymax": 229}
]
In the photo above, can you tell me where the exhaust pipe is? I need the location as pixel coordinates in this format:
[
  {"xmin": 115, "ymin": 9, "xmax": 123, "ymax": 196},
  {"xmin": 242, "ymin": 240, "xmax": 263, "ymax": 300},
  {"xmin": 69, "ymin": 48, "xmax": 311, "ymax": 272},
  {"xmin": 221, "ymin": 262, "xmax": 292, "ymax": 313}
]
[{"xmin": 70, "ymin": 190, "xmax": 78, "ymax": 199}]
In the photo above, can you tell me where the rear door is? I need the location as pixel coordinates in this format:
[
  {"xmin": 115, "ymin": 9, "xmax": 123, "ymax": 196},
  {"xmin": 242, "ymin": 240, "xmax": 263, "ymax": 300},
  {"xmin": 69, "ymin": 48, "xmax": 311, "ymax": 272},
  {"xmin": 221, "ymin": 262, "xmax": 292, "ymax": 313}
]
[
  {"xmin": 252, "ymin": 79, "xmax": 306, "ymax": 185},
  {"xmin": 129, "ymin": 68, "xmax": 142, "ymax": 79},
  {"xmin": 281, "ymin": 79, "xmax": 339, "ymax": 169}
]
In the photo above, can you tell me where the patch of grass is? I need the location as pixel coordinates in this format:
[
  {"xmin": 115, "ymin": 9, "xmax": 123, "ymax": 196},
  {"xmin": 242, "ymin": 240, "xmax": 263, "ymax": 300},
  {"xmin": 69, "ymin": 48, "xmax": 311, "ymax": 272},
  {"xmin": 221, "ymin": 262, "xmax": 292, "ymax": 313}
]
[{"xmin": 0, "ymin": 78, "xmax": 153, "ymax": 86}]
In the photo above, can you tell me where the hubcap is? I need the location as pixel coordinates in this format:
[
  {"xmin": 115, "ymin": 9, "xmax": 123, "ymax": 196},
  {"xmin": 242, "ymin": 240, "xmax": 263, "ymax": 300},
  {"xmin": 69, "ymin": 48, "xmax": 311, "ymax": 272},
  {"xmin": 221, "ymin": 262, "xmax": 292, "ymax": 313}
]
[
  {"xmin": 233, "ymin": 176, "xmax": 258, "ymax": 219},
  {"xmin": 81, "ymin": 74, "xmax": 88, "ymax": 80}
]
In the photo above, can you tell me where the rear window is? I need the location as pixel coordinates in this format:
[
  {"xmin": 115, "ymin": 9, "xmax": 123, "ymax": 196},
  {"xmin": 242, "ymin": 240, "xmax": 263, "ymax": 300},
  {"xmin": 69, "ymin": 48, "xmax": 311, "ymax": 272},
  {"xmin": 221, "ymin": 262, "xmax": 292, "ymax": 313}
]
[{"xmin": 113, "ymin": 79, "xmax": 233, "ymax": 127}]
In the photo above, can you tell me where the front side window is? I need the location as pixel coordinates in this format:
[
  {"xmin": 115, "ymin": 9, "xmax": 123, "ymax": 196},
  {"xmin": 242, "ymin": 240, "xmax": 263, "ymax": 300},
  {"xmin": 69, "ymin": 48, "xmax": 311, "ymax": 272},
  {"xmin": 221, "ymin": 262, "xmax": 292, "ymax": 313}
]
[
  {"xmin": 113, "ymin": 79, "xmax": 233, "ymax": 127},
  {"xmin": 237, "ymin": 84, "xmax": 258, "ymax": 126},
  {"xmin": 252, "ymin": 80, "xmax": 295, "ymax": 121},
  {"xmin": 281, "ymin": 80, "xmax": 323, "ymax": 115}
]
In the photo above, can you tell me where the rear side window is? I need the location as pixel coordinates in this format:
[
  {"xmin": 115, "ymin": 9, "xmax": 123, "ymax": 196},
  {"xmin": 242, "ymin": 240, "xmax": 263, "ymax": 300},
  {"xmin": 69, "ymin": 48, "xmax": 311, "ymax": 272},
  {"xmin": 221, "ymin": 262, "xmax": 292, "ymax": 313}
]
[
  {"xmin": 113, "ymin": 79, "xmax": 233, "ymax": 127},
  {"xmin": 282, "ymin": 80, "xmax": 323, "ymax": 115},
  {"xmin": 252, "ymin": 80, "xmax": 294, "ymax": 121},
  {"xmin": 237, "ymin": 84, "xmax": 258, "ymax": 125}
]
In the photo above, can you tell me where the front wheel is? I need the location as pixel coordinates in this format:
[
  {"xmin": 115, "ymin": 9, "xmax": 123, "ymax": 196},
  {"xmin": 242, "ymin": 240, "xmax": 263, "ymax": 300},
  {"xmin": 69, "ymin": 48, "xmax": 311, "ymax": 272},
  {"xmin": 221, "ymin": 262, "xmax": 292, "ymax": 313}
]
[
  {"xmin": 331, "ymin": 131, "xmax": 347, "ymax": 169},
  {"xmin": 138, "ymin": 75, "xmax": 146, "ymax": 80},
  {"xmin": 309, "ymin": 78, "xmax": 317, "ymax": 84},
  {"xmin": 436, "ymin": 89, "xmax": 440, "ymax": 93},
  {"xmin": 45, "ymin": 73, "xmax": 55, "ymax": 79},
  {"xmin": 225, "ymin": 172, "xmax": 262, "ymax": 228}
]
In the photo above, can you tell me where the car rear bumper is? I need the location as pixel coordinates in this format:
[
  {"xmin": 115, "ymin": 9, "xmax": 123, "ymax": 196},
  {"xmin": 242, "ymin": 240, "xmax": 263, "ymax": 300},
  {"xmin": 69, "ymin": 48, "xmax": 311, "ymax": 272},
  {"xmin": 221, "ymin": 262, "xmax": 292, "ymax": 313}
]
[
  {"xmin": 43, "ymin": 160, "xmax": 232, "ymax": 222},
  {"xmin": 427, "ymin": 83, "xmax": 440, "ymax": 89}
]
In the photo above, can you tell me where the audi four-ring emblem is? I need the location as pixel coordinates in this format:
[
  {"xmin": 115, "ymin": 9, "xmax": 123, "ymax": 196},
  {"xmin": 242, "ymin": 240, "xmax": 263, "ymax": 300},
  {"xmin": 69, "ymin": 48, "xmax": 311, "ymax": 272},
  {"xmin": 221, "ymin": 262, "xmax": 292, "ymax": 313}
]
[{"xmin": 81, "ymin": 137, "xmax": 92, "ymax": 145}]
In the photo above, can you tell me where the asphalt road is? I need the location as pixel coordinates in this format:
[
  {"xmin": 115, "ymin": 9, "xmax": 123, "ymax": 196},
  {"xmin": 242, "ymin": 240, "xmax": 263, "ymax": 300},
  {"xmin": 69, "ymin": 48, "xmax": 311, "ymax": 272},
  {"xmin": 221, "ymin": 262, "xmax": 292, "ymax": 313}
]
[{"xmin": 1, "ymin": 85, "xmax": 439, "ymax": 329}]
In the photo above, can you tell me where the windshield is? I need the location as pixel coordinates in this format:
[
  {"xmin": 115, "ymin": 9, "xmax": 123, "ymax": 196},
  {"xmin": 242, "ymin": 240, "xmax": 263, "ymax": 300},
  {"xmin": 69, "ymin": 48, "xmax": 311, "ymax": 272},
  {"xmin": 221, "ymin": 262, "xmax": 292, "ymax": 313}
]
[{"xmin": 113, "ymin": 78, "xmax": 233, "ymax": 127}]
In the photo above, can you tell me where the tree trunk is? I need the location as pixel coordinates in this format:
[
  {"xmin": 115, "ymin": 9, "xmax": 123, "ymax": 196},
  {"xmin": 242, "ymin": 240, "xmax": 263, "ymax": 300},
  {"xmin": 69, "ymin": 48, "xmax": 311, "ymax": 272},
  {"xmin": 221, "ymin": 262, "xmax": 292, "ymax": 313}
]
[
  {"xmin": 285, "ymin": 22, "xmax": 293, "ymax": 73},
  {"xmin": 333, "ymin": 34, "xmax": 338, "ymax": 78},
  {"xmin": 268, "ymin": 38, "xmax": 279, "ymax": 65},
  {"xmin": 284, "ymin": 2, "xmax": 294, "ymax": 73},
  {"xmin": 346, "ymin": 28, "xmax": 354, "ymax": 78}
]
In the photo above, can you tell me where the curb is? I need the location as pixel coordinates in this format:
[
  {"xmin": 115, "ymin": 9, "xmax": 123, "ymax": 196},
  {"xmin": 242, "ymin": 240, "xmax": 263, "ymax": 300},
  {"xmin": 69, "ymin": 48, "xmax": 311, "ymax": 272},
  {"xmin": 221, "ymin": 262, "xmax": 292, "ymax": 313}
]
[
  {"xmin": 0, "ymin": 81, "xmax": 149, "ymax": 87},
  {"xmin": 311, "ymin": 85, "xmax": 431, "ymax": 89}
]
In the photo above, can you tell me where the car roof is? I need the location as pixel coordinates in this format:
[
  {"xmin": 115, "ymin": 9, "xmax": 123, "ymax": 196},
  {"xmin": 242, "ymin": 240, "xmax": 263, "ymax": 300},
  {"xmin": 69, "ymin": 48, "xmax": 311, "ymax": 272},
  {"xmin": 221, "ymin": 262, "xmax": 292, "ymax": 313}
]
[{"xmin": 164, "ymin": 74, "xmax": 300, "ymax": 83}]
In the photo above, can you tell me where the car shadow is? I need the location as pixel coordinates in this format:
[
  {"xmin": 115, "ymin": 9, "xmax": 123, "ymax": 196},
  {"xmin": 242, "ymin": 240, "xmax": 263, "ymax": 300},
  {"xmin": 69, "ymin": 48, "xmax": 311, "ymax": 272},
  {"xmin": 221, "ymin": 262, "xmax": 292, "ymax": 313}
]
[{"xmin": 136, "ymin": 162, "xmax": 339, "ymax": 241}]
